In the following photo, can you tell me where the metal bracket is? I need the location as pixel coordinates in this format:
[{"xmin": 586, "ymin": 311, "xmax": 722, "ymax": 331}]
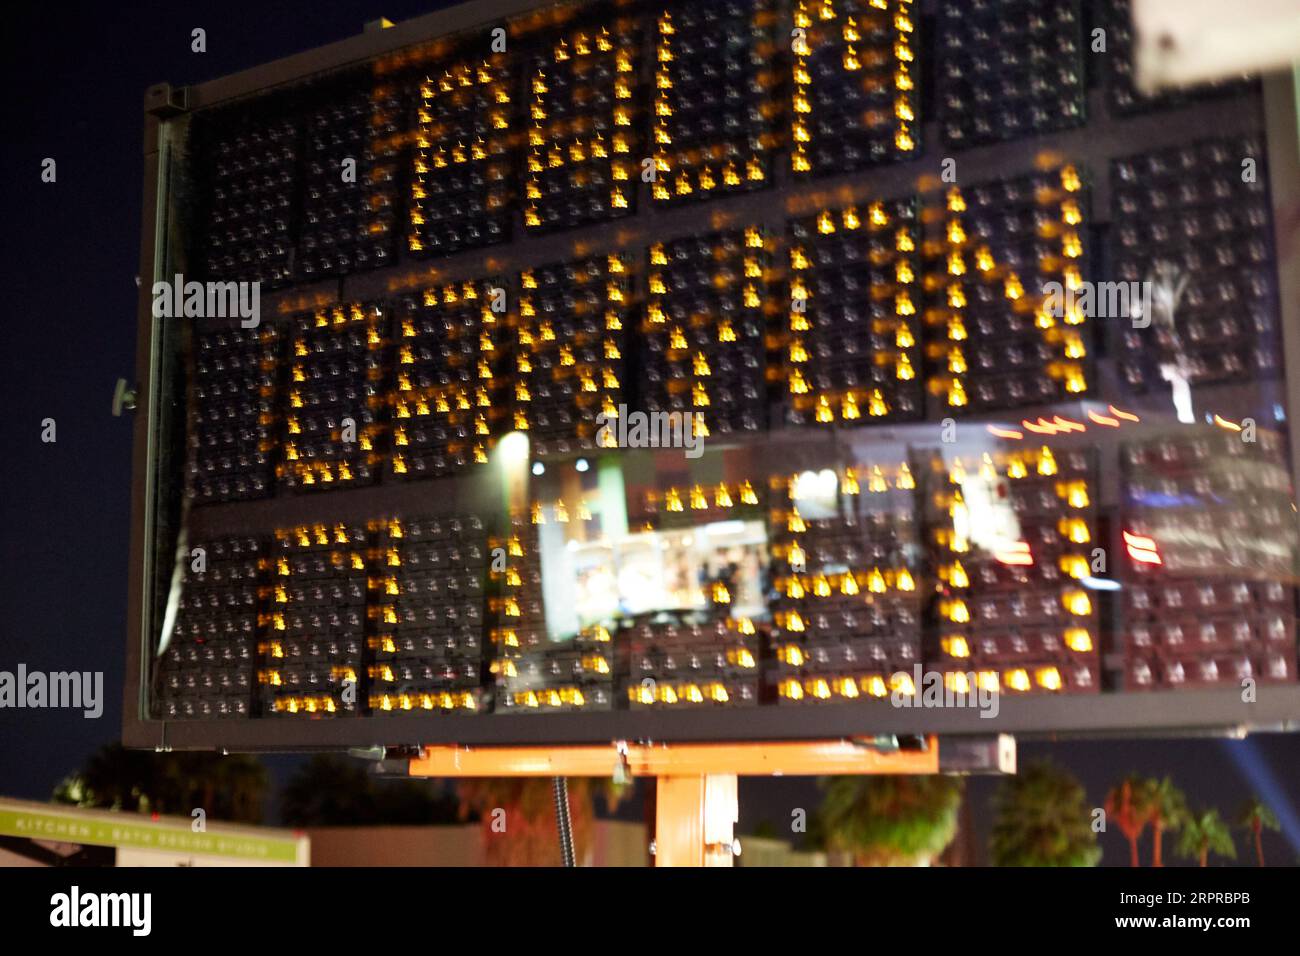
[
  {"xmin": 112, "ymin": 378, "xmax": 138, "ymax": 417},
  {"xmin": 144, "ymin": 82, "xmax": 189, "ymax": 119}
]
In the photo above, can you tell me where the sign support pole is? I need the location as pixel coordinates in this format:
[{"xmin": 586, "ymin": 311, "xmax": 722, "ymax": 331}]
[{"xmin": 407, "ymin": 735, "xmax": 961, "ymax": 867}]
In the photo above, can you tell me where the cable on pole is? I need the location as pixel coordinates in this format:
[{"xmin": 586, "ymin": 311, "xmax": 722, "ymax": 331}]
[{"xmin": 552, "ymin": 776, "xmax": 575, "ymax": 867}]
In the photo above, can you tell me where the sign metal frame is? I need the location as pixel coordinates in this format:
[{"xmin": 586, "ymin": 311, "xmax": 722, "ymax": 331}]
[{"xmin": 123, "ymin": 1, "xmax": 1300, "ymax": 752}]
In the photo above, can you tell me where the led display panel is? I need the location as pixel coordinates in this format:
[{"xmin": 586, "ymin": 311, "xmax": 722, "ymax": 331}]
[{"xmin": 127, "ymin": 0, "xmax": 1300, "ymax": 748}]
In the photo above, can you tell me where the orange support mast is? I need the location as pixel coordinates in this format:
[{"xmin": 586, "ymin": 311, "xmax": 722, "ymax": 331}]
[{"xmin": 408, "ymin": 736, "xmax": 947, "ymax": 867}]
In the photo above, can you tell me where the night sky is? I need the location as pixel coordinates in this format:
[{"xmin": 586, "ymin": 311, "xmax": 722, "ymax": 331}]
[{"xmin": 2, "ymin": 1, "xmax": 1297, "ymax": 866}]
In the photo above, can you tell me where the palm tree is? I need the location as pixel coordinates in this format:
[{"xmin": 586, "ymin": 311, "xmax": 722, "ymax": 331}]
[
  {"xmin": 989, "ymin": 761, "xmax": 1101, "ymax": 867},
  {"xmin": 54, "ymin": 743, "xmax": 267, "ymax": 824},
  {"xmin": 281, "ymin": 754, "xmax": 379, "ymax": 826},
  {"xmin": 1177, "ymin": 808, "xmax": 1236, "ymax": 867},
  {"xmin": 1235, "ymin": 798, "xmax": 1281, "ymax": 867},
  {"xmin": 54, "ymin": 744, "xmax": 162, "ymax": 813},
  {"xmin": 1104, "ymin": 773, "xmax": 1152, "ymax": 867},
  {"xmin": 819, "ymin": 775, "xmax": 964, "ymax": 867},
  {"xmin": 1145, "ymin": 776, "xmax": 1188, "ymax": 868}
]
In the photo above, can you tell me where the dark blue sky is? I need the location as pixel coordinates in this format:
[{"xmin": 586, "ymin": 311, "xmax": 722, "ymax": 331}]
[
  {"xmin": 1, "ymin": 0, "xmax": 1297, "ymax": 866},
  {"xmin": 0, "ymin": 0, "xmax": 466, "ymax": 810}
]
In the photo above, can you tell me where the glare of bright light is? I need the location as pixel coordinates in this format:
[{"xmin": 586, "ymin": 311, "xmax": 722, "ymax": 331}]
[
  {"xmin": 1159, "ymin": 366, "xmax": 1195, "ymax": 424},
  {"xmin": 575, "ymin": 458, "xmax": 590, "ymax": 472},
  {"xmin": 531, "ymin": 461, "xmax": 545, "ymax": 476},
  {"xmin": 497, "ymin": 430, "xmax": 530, "ymax": 465},
  {"xmin": 791, "ymin": 470, "xmax": 819, "ymax": 500},
  {"xmin": 1123, "ymin": 530, "xmax": 1162, "ymax": 565},
  {"xmin": 706, "ymin": 520, "xmax": 747, "ymax": 534},
  {"xmin": 1080, "ymin": 576, "xmax": 1122, "ymax": 591},
  {"xmin": 792, "ymin": 469, "xmax": 838, "ymax": 502}
]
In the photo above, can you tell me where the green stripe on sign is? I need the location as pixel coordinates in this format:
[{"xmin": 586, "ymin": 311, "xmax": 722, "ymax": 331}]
[{"xmin": 0, "ymin": 808, "xmax": 300, "ymax": 863}]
